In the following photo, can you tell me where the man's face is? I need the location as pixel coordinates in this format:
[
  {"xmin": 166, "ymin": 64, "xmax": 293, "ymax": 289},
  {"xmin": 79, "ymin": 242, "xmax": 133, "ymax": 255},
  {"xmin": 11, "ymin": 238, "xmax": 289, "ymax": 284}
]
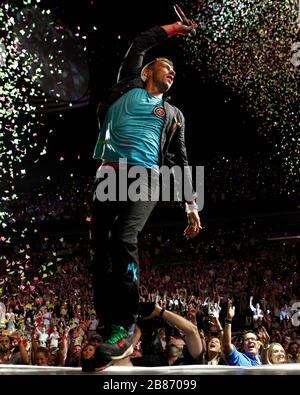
[
  {"xmin": 243, "ymin": 333, "xmax": 259, "ymax": 355},
  {"xmin": 147, "ymin": 60, "xmax": 175, "ymax": 93}
]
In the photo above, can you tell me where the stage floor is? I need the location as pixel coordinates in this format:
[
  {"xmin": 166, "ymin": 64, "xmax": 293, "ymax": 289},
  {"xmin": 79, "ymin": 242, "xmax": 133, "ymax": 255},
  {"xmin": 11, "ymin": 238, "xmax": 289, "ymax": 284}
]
[{"xmin": 0, "ymin": 364, "xmax": 300, "ymax": 375}]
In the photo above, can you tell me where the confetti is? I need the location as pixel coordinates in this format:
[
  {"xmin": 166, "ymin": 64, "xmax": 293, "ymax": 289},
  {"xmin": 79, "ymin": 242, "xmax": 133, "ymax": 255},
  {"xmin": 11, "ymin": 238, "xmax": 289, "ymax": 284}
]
[
  {"xmin": 179, "ymin": 0, "xmax": 299, "ymax": 186},
  {"xmin": 0, "ymin": 0, "xmax": 51, "ymax": 226},
  {"xmin": 0, "ymin": 0, "xmax": 93, "ymax": 292}
]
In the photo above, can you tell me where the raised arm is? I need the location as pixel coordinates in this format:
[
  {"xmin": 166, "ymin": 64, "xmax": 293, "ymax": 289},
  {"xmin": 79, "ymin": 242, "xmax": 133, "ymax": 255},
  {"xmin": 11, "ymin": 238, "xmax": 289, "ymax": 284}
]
[
  {"xmin": 249, "ymin": 296, "xmax": 255, "ymax": 312},
  {"xmin": 30, "ymin": 328, "xmax": 39, "ymax": 365},
  {"xmin": 144, "ymin": 303, "xmax": 203, "ymax": 359},
  {"xmin": 258, "ymin": 326, "xmax": 271, "ymax": 365},
  {"xmin": 118, "ymin": 21, "xmax": 196, "ymax": 82},
  {"xmin": 222, "ymin": 299, "xmax": 235, "ymax": 355},
  {"xmin": 56, "ymin": 327, "xmax": 70, "ymax": 366},
  {"xmin": 208, "ymin": 316, "xmax": 223, "ymax": 339}
]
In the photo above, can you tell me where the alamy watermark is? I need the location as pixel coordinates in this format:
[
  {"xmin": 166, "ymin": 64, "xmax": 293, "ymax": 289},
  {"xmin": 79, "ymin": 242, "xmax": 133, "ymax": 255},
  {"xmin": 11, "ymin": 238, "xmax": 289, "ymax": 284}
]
[{"xmin": 94, "ymin": 158, "xmax": 204, "ymax": 210}]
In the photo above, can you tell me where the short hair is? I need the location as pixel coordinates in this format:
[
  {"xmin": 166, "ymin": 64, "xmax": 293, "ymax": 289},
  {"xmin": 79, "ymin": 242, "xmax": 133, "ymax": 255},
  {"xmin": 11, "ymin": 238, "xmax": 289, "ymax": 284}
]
[
  {"xmin": 140, "ymin": 57, "xmax": 174, "ymax": 82},
  {"xmin": 242, "ymin": 330, "xmax": 257, "ymax": 342}
]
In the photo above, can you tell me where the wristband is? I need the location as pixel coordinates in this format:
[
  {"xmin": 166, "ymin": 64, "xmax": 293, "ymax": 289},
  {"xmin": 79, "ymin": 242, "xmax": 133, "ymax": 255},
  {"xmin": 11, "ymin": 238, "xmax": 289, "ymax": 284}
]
[
  {"xmin": 159, "ymin": 308, "xmax": 166, "ymax": 318},
  {"xmin": 225, "ymin": 319, "xmax": 232, "ymax": 324}
]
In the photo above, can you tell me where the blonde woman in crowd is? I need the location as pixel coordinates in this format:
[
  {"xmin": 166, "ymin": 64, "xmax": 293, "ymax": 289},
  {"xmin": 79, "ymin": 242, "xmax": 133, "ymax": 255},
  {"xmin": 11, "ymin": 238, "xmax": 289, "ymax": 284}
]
[
  {"xmin": 266, "ymin": 343, "xmax": 287, "ymax": 364},
  {"xmin": 258, "ymin": 326, "xmax": 287, "ymax": 365}
]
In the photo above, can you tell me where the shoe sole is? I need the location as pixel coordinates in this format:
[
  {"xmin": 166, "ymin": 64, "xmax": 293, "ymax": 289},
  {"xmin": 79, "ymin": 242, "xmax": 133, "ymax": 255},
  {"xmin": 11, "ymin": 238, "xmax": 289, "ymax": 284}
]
[{"xmin": 110, "ymin": 345, "xmax": 134, "ymax": 360}]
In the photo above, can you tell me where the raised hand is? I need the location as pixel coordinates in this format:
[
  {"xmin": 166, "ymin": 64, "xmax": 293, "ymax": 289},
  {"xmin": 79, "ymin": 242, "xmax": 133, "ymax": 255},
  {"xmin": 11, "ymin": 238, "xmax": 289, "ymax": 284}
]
[
  {"xmin": 227, "ymin": 299, "xmax": 235, "ymax": 319},
  {"xmin": 258, "ymin": 326, "xmax": 270, "ymax": 347}
]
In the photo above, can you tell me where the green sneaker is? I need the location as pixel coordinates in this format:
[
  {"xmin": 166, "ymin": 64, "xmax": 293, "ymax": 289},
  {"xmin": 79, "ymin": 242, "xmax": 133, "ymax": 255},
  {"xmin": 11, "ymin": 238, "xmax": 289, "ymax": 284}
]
[
  {"xmin": 106, "ymin": 325, "xmax": 128, "ymax": 344},
  {"xmin": 98, "ymin": 324, "xmax": 133, "ymax": 360}
]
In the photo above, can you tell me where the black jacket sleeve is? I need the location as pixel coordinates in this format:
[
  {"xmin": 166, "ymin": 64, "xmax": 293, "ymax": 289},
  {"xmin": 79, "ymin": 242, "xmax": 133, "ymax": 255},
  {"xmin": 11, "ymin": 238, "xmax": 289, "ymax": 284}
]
[{"xmin": 117, "ymin": 25, "xmax": 167, "ymax": 82}]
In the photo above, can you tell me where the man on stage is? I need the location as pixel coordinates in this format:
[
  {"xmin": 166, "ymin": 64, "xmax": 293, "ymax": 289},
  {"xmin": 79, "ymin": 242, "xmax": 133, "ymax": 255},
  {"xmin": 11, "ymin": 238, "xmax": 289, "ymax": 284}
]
[{"xmin": 87, "ymin": 15, "xmax": 202, "ymax": 370}]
